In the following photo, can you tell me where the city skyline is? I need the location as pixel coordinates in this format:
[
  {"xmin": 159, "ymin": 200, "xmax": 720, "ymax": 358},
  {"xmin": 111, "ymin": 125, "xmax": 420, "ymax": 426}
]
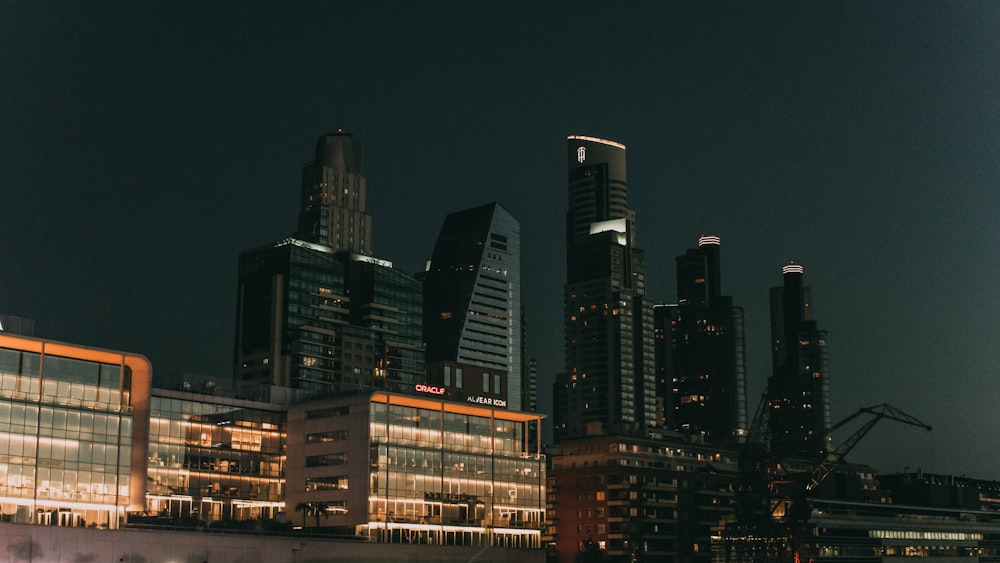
[{"xmin": 3, "ymin": 3, "xmax": 999, "ymax": 479}]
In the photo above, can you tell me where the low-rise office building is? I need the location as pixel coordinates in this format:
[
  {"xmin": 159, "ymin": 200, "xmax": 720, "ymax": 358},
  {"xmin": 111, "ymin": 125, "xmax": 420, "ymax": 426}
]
[
  {"xmin": 286, "ymin": 389, "xmax": 545, "ymax": 548},
  {"xmin": 0, "ymin": 334, "xmax": 151, "ymax": 529},
  {"xmin": 144, "ymin": 383, "xmax": 287, "ymax": 524}
]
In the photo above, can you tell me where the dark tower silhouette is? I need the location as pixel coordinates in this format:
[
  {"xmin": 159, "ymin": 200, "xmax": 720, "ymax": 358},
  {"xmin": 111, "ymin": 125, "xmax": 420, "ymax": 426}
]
[
  {"xmin": 658, "ymin": 236, "xmax": 747, "ymax": 444},
  {"xmin": 767, "ymin": 263, "xmax": 831, "ymax": 459}
]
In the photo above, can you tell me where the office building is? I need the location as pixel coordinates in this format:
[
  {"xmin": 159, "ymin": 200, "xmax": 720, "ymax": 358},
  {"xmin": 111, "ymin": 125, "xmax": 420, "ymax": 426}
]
[
  {"xmin": 233, "ymin": 239, "xmax": 424, "ymax": 394},
  {"xmin": 234, "ymin": 132, "xmax": 424, "ymax": 395},
  {"xmin": 144, "ymin": 378, "xmax": 287, "ymax": 525},
  {"xmin": 285, "ymin": 389, "xmax": 545, "ymax": 548},
  {"xmin": 296, "ymin": 131, "xmax": 373, "ymax": 256},
  {"xmin": 556, "ymin": 135, "xmax": 655, "ymax": 441},
  {"xmin": 0, "ymin": 333, "xmax": 151, "ymax": 529},
  {"xmin": 423, "ymin": 202, "xmax": 523, "ymax": 410},
  {"xmin": 657, "ymin": 236, "xmax": 747, "ymax": 444},
  {"xmin": 767, "ymin": 263, "xmax": 831, "ymax": 459}
]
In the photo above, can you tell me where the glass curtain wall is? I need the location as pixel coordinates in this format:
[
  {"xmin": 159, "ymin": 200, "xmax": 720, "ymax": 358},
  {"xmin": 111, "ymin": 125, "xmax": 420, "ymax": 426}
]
[
  {"xmin": 0, "ymin": 340, "xmax": 141, "ymax": 529},
  {"xmin": 145, "ymin": 394, "xmax": 286, "ymax": 525},
  {"xmin": 366, "ymin": 396, "xmax": 544, "ymax": 548}
]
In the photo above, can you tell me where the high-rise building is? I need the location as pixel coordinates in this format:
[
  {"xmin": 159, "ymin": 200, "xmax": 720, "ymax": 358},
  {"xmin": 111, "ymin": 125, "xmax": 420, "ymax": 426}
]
[
  {"xmin": 422, "ymin": 202, "xmax": 523, "ymax": 410},
  {"xmin": 555, "ymin": 136, "xmax": 655, "ymax": 441},
  {"xmin": 234, "ymin": 133, "xmax": 423, "ymax": 395},
  {"xmin": 233, "ymin": 239, "xmax": 424, "ymax": 394},
  {"xmin": 296, "ymin": 131, "xmax": 373, "ymax": 255},
  {"xmin": 657, "ymin": 236, "xmax": 747, "ymax": 444},
  {"xmin": 767, "ymin": 263, "xmax": 830, "ymax": 459}
]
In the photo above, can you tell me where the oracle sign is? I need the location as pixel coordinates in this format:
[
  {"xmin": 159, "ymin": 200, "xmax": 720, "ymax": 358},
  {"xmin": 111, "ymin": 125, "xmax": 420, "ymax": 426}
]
[{"xmin": 414, "ymin": 384, "xmax": 446, "ymax": 395}]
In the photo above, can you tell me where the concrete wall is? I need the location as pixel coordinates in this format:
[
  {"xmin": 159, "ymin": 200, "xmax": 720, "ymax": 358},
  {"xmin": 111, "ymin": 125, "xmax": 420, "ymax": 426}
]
[{"xmin": 0, "ymin": 523, "xmax": 545, "ymax": 563}]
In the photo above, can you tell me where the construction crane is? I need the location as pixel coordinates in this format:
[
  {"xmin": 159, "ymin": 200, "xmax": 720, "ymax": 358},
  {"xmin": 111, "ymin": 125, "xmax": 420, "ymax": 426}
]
[
  {"xmin": 725, "ymin": 400, "xmax": 932, "ymax": 563},
  {"xmin": 806, "ymin": 403, "xmax": 932, "ymax": 492}
]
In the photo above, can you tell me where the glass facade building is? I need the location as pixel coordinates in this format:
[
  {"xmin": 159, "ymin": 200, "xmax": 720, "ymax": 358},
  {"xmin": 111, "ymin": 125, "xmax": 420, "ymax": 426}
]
[
  {"xmin": 344, "ymin": 255, "xmax": 426, "ymax": 390},
  {"xmin": 286, "ymin": 391, "xmax": 545, "ymax": 549},
  {"xmin": 233, "ymin": 239, "xmax": 424, "ymax": 395},
  {"xmin": 144, "ymin": 389, "xmax": 286, "ymax": 524},
  {"xmin": 234, "ymin": 238, "xmax": 348, "ymax": 392},
  {"xmin": 423, "ymin": 202, "xmax": 523, "ymax": 410},
  {"xmin": 0, "ymin": 334, "xmax": 151, "ymax": 529}
]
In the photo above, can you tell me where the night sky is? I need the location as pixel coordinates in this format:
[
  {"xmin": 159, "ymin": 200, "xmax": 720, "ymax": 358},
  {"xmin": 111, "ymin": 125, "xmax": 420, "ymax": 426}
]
[{"xmin": 3, "ymin": 2, "xmax": 999, "ymax": 478}]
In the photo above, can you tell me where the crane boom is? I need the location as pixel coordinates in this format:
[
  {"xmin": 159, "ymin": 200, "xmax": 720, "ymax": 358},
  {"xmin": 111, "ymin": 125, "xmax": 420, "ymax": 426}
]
[{"xmin": 806, "ymin": 403, "xmax": 931, "ymax": 491}]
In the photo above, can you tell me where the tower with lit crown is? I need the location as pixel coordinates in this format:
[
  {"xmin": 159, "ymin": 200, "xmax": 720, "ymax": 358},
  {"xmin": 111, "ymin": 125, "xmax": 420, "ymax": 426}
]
[
  {"xmin": 767, "ymin": 263, "xmax": 831, "ymax": 459},
  {"xmin": 658, "ymin": 235, "xmax": 747, "ymax": 444},
  {"xmin": 555, "ymin": 136, "xmax": 655, "ymax": 441},
  {"xmin": 233, "ymin": 133, "xmax": 423, "ymax": 394}
]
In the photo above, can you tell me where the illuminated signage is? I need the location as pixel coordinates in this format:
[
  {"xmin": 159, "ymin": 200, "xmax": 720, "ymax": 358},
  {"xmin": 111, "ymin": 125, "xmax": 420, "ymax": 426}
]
[
  {"xmin": 577, "ymin": 146, "xmax": 586, "ymax": 163},
  {"xmin": 414, "ymin": 384, "xmax": 446, "ymax": 395},
  {"xmin": 466, "ymin": 395, "xmax": 507, "ymax": 408}
]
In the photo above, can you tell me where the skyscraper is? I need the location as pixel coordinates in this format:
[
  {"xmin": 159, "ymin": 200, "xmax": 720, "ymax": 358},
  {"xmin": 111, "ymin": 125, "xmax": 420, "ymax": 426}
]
[
  {"xmin": 232, "ymin": 240, "xmax": 424, "ymax": 394},
  {"xmin": 657, "ymin": 236, "xmax": 747, "ymax": 444},
  {"xmin": 555, "ymin": 136, "xmax": 655, "ymax": 441},
  {"xmin": 296, "ymin": 131, "xmax": 373, "ymax": 255},
  {"xmin": 422, "ymin": 202, "xmax": 524, "ymax": 410},
  {"xmin": 233, "ymin": 133, "xmax": 423, "ymax": 394},
  {"xmin": 767, "ymin": 263, "xmax": 831, "ymax": 459}
]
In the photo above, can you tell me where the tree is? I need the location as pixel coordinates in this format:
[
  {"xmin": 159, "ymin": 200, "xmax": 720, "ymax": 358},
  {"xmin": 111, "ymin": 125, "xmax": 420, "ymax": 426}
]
[{"xmin": 294, "ymin": 502, "xmax": 330, "ymax": 528}]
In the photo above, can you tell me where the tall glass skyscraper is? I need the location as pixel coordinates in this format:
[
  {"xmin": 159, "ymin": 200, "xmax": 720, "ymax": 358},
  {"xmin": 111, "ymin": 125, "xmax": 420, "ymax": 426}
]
[
  {"xmin": 555, "ymin": 136, "xmax": 655, "ymax": 441},
  {"xmin": 767, "ymin": 263, "xmax": 831, "ymax": 459},
  {"xmin": 657, "ymin": 236, "xmax": 747, "ymax": 445},
  {"xmin": 422, "ymin": 203, "xmax": 523, "ymax": 410},
  {"xmin": 233, "ymin": 239, "xmax": 424, "ymax": 394}
]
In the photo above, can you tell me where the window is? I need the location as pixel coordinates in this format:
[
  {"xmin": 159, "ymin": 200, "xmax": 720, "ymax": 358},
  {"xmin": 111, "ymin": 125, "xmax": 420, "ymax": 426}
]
[
  {"xmin": 306, "ymin": 406, "xmax": 349, "ymax": 419},
  {"xmin": 306, "ymin": 429, "xmax": 349, "ymax": 443},
  {"xmin": 305, "ymin": 475, "xmax": 349, "ymax": 491},
  {"xmin": 306, "ymin": 453, "xmax": 347, "ymax": 467}
]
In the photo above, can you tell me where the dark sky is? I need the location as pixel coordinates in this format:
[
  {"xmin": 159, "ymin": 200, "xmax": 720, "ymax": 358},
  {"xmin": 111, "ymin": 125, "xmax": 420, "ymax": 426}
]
[{"xmin": 3, "ymin": 2, "xmax": 999, "ymax": 478}]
